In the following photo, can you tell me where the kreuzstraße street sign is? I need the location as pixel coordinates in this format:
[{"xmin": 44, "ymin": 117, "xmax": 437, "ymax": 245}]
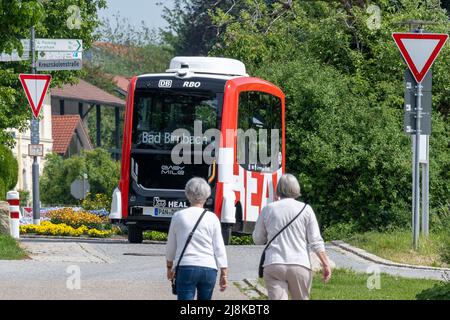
[
  {"xmin": 36, "ymin": 59, "xmax": 82, "ymax": 71},
  {"xmin": 18, "ymin": 74, "xmax": 52, "ymax": 118},
  {"xmin": 392, "ymin": 32, "xmax": 448, "ymax": 83}
]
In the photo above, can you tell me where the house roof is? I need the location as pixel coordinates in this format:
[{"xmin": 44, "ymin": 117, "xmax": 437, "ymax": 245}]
[
  {"xmin": 52, "ymin": 115, "xmax": 92, "ymax": 154},
  {"xmin": 113, "ymin": 75, "xmax": 130, "ymax": 94},
  {"xmin": 51, "ymin": 79, "xmax": 125, "ymax": 107}
]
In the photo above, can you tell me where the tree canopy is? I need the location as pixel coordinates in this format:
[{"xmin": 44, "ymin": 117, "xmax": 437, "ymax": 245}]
[
  {"xmin": 207, "ymin": 0, "xmax": 450, "ymax": 231},
  {"xmin": 0, "ymin": 0, "xmax": 106, "ymax": 146}
]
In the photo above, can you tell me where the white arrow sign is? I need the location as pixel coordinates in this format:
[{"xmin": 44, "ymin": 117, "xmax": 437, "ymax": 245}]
[{"xmin": 20, "ymin": 39, "xmax": 83, "ymax": 52}]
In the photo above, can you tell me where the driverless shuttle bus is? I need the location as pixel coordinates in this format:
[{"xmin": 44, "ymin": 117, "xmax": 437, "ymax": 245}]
[{"xmin": 110, "ymin": 57, "xmax": 285, "ymax": 244}]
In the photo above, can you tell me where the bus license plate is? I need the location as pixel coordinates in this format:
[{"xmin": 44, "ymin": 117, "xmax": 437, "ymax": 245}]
[{"xmin": 143, "ymin": 207, "xmax": 176, "ymax": 217}]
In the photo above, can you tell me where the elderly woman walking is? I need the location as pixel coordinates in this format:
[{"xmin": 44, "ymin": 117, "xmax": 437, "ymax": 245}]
[
  {"xmin": 253, "ymin": 174, "xmax": 331, "ymax": 300},
  {"xmin": 166, "ymin": 177, "xmax": 228, "ymax": 300}
]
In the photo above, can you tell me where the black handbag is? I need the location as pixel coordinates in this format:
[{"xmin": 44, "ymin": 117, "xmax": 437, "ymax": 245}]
[
  {"xmin": 171, "ymin": 209, "xmax": 207, "ymax": 295},
  {"xmin": 258, "ymin": 203, "xmax": 307, "ymax": 278}
]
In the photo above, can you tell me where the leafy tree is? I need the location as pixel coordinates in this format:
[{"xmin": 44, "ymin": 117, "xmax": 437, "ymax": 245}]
[
  {"xmin": 0, "ymin": 0, "xmax": 106, "ymax": 146},
  {"xmin": 160, "ymin": 0, "xmax": 250, "ymax": 55},
  {"xmin": 40, "ymin": 149, "xmax": 120, "ymax": 205},
  {"xmin": 210, "ymin": 0, "xmax": 450, "ymax": 231},
  {"xmin": 0, "ymin": 145, "xmax": 18, "ymax": 200},
  {"xmin": 90, "ymin": 14, "xmax": 172, "ymax": 77}
]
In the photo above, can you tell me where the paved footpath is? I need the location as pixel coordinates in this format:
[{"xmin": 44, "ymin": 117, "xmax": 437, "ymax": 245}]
[{"xmin": 0, "ymin": 238, "xmax": 447, "ymax": 299}]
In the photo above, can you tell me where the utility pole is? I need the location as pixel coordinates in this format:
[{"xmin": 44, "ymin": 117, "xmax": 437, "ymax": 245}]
[{"xmin": 30, "ymin": 26, "xmax": 40, "ymax": 225}]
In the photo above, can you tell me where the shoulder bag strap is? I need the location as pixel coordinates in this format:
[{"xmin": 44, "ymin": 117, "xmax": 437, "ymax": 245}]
[
  {"xmin": 263, "ymin": 203, "xmax": 308, "ymax": 252},
  {"xmin": 174, "ymin": 209, "xmax": 208, "ymax": 274}
]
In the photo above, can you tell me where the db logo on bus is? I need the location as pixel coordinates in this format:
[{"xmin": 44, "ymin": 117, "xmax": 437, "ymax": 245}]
[{"xmin": 158, "ymin": 79, "xmax": 172, "ymax": 88}]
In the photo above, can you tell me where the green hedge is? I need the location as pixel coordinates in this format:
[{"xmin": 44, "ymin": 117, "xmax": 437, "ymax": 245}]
[
  {"xmin": 0, "ymin": 145, "xmax": 18, "ymax": 200},
  {"xmin": 416, "ymin": 282, "xmax": 450, "ymax": 300},
  {"xmin": 40, "ymin": 149, "xmax": 120, "ymax": 205}
]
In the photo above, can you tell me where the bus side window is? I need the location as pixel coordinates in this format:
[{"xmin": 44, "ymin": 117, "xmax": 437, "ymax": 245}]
[{"xmin": 237, "ymin": 91, "xmax": 281, "ymax": 173}]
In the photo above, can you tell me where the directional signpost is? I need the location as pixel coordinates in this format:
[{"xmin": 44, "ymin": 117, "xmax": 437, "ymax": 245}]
[
  {"xmin": 393, "ymin": 30, "xmax": 448, "ymax": 249},
  {"xmin": 0, "ymin": 25, "xmax": 84, "ymax": 226},
  {"xmin": 0, "ymin": 50, "xmax": 29, "ymax": 62},
  {"xmin": 38, "ymin": 51, "xmax": 82, "ymax": 60},
  {"xmin": 34, "ymin": 39, "xmax": 83, "ymax": 71}
]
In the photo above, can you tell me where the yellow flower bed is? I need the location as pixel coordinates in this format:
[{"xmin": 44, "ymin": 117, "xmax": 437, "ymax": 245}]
[
  {"xmin": 20, "ymin": 221, "xmax": 112, "ymax": 238},
  {"xmin": 48, "ymin": 208, "xmax": 108, "ymax": 229}
]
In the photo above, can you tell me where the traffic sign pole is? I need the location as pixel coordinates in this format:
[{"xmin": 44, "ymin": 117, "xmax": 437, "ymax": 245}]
[
  {"xmin": 30, "ymin": 26, "xmax": 40, "ymax": 226},
  {"xmin": 413, "ymin": 76, "xmax": 422, "ymax": 250},
  {"xmin": 393, "ymin": 26, "xmax": 448, "ymax": 250}
]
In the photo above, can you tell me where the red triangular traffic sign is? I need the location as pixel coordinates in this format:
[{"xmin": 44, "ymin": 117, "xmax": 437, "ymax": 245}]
[
  {"xmin": 392, "ymin": 32, "xmax": 448, "ymax": 83},
  {"xmin": 18, "ymin": 74, "xmax": 52, "ymax": 118}
]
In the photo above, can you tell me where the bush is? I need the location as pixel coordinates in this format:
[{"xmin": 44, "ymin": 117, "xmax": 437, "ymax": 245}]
[
  {"xmin": 230, "ymin": 235, "xmax": 254, "ymax": 245},
  {"xmin": 40, "ymin": 149, "xmax": 120, "ymax": 205},
  {"xmin": 440, "ymin": 239, "xmax": 450, "ymax": 265},
  {"xmin": 0, "ymin": 145, "xmax": 18, "ymax": 200},
  {"xmin": 82, "ymin": 193, "xmax": 112, "ymax": 211},
  {"xmin": 47, "ymin": 207, "xmax": 109, "ymax": 230},
  {"xmin": 431, "ymin": 202, "xmax": 450, "ymax": 233},
  {"xmin": 17, "ymin": 189, "xmax": 30, "ymax": 207},
  {"xmin": 416, "ymin": 279, "xmax": 450, "ymax": 300},
  {"xmin": 212, "ymin": 1, "xmax": 450, "ymax": 233},
  {"xmin": 143, "ymin": 231, "xmax": 168, "ymax": 241},
  {"xmin": 322, "ymin": 222, "xmax": 358, "ymax": 241}
]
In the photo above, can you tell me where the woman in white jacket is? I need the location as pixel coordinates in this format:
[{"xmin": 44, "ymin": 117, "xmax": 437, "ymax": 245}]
[
  {"xmin": 253, "ymin": 174, "xmax": 331, "ymax": 300},
  {"xmin": 166, "ymin": 177, "xmax": 228, "ymax": 300}
]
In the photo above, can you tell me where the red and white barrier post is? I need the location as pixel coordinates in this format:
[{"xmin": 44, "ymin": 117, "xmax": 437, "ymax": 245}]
[{"xmin": 6, "ymin": 191, "xmax": 20, "ymax": 239}]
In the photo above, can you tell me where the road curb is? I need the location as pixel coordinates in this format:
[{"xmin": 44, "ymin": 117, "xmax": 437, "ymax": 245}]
[
  {"xmin": 243, "ymin": 278, "xmax": 268, "ymax": 297},
  {"xmin": 331, "ymin": 240, "xmax": 450, "ymax": 272}
]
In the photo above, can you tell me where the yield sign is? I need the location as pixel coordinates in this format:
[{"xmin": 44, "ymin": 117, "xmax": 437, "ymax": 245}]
[
  {"xmin": 392, "ymin": 32, "xmax": 448, "ymax": 83},
  {"xmin": 18, "ymin": 74, "xmax": 52, "ymax": 118}
]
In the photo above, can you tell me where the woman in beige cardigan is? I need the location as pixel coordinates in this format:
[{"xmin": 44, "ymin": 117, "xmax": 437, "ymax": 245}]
[{"xmin": 253, "ymin": 174, "xmax": 331, "ymax": 300}]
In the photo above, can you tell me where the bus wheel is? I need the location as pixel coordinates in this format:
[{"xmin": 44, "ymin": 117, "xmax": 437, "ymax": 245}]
[
  {"xmin": 128, "ymin": 225, "xmax": 143, "ymax": 244},
  {"xmin": 221, "ymin": 223, "xmax": 233, "ymax": 245}
]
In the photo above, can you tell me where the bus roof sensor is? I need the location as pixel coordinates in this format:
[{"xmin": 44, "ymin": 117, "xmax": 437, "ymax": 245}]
[{"xmin": 167, "ymin": 56, "xmax": 248, "ymax": 77}]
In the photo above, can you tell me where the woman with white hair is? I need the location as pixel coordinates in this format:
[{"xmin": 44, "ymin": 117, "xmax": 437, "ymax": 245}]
[
  {"xmin": 166, "ymin": 177, "xmax": 228, "ymax": 300},
  {"xmin": 253, "ymin": 173, "xmax": 331, "ymax": 300}
]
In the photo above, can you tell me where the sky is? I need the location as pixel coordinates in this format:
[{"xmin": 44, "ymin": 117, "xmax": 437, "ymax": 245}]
[{"xmin": 98, "ymin": 0, "xmax": 175, "ymax": 30}]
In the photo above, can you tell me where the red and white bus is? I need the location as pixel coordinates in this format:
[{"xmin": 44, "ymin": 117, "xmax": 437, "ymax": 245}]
[{"xmin": 110, "ymin": 57, "xmax": 285, "ymax": 244}]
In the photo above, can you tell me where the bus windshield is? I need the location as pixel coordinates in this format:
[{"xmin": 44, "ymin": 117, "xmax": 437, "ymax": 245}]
[
  {"xmin": 132, "ymin": 89, "xmax": 219, "ymax": 150},
  {"xmin": 130, "ymin": 89, "xmax": 221, "ymax": 190}
]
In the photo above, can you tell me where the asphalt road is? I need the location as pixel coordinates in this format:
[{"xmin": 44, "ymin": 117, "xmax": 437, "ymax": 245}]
[
  {"xmin": 0, "ymin": 239, "xmax": 260, "ymax": 300},
  {"xmin": 0, "ymin": 239, "xmax": 446, "ymax": 300}
]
